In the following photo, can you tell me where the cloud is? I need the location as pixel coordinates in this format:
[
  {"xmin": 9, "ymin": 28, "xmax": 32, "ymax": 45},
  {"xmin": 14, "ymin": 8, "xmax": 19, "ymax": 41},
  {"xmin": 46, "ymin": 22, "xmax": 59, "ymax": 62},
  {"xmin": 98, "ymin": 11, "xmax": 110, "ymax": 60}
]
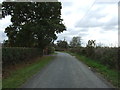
[
  {"xmin": 56, "ymin": 1, "xmax": 118, "ymax": 47},
  {"xmin": 0, "ymin": 0, "xmax": 118, "ymax": 46},
  {"xmin": 0, "ymin": 31, "xmax": 7, "ymax": 42},
  {"xmin": 0, "ymin": 15, "xmax": 11, "ymax": 42},
  {"xmin": 102, "ymin": 25, "xmax": 118, "ymax": 31},
  {"xmin": 75, "ymin": 3, "xmax": 118, "ymax": 30},
  {"xmin": 61, "ymin": 0, "xmax": 96, "ymax": 29},
  {"xmin": 80, "ymin": 27, "xmax": 118, "ymax": 46},
  {"xmin": 61, "ymin": 2, "xmax": 73, "ymax": 7}
]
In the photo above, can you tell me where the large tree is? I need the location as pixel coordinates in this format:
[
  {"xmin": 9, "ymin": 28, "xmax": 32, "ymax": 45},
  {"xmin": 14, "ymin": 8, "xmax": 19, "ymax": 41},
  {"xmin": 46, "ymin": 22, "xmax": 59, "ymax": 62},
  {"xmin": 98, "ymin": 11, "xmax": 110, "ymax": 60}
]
[
  {"xmin": 2, "ymin": 2, "xmax": 66, "ymax": 49},
  {"xmin": 57, "ymin": 40, "xmax": 68, "ymax": 49},
  {"xmin": 70, "ymin": 36, "xmax": 81, "ymax": 48}
]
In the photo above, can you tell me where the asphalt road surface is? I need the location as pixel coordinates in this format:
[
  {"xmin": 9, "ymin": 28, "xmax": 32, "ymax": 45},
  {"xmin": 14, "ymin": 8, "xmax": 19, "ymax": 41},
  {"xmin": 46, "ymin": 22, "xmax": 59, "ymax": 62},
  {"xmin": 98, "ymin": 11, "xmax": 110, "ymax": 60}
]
[{"xmin": 21, "ymin": 52, "xmax": 113, "ymax": 88}]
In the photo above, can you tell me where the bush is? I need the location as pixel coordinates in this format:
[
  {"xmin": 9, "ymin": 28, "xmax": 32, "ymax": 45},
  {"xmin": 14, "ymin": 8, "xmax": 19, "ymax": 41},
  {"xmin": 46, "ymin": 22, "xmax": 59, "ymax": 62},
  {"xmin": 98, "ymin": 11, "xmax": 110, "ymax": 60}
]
[
  {"xmin": 47, "ymin": 46, "xmax": 55, "ymax": 54},
  {"xmin": 86, "ymin": 47, "xmax": 95, "ymax": 58},
  {"xmin": 94, "ymin": 48, "xmax": 118, "ymax": 69},
  {"xmin": 2, "ymin": 47, "xmax": 43, "ymax": 68},
  {"xmin": 69, "ymin": 47, "xmax": 118, "ymax": 70}
]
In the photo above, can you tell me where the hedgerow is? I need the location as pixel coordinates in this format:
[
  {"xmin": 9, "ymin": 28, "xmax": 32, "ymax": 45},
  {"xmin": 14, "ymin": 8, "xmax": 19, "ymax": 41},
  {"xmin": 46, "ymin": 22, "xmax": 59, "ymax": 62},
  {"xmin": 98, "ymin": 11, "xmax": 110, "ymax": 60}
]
[
  {"xmin": 2, "ymin": 47, "xmax": 43, "ymax": 68},
  {"xmin": 69, "ymin": 47, "xmax": 118, "ymax": 70}
]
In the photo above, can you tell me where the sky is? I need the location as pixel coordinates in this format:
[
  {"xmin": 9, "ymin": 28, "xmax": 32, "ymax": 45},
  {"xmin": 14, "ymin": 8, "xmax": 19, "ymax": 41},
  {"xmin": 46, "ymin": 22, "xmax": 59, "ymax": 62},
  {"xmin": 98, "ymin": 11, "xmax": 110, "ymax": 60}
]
[{"xmin": 0, "ymin": 0, "xmax": 119, "ymax": 47}]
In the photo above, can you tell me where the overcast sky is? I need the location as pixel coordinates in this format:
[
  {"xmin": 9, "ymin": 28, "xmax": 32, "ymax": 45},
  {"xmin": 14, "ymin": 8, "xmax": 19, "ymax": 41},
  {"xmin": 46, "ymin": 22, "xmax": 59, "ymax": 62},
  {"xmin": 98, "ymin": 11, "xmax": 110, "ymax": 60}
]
[{"xmin": 0, "ymin": 0, "xmax": 119, "ymax": 47}]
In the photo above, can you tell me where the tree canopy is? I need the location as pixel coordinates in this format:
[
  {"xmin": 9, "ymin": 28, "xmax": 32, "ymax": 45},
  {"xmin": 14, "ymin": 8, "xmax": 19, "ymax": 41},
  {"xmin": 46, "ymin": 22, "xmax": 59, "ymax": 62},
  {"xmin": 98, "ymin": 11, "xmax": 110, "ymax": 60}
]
[
  {"xmin": 2, "ymin": 2, "xmax": 66, "ymax": 49},
  {"xmin": 57, "ymin": 40, "xmax": 68, "ymax": 49},
  {"xmin": 86, "ymin": 40, "xmax": 96, "ymax": 48},
  {"xmin": 70, "ymin": 36, "xmax": 81, "ymax": 48}
]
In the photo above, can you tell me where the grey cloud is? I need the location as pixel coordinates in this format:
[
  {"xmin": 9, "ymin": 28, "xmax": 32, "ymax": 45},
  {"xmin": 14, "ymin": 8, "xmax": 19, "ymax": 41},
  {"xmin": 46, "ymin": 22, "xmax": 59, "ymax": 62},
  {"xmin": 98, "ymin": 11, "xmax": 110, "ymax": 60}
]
[
  {"xmin": 79, "ymin": 28, "xmax": 89, "ymax": 32},
  {"xmin": 60, "ymin": 28, "xmax": 88, "ymax": 38},
  {"xmin": 57, "ymin": 34, "xmax": 72, "ymax": 43},
  {"xmin": 56, "ymin": 28, "xmax": 89, "ymax": 44},
  {"xmin": 62, "ymin": 2, "xmax": 73, "ymax": 7},
  {"xmin": 75, "ymin": 4, "xmax": 117, "ymax": 31},
  {"xmin": 102, "ymin": 26, "xmax": 117, "ymax": 30},
  {"xmin": 61, "ymin": 30, "xmax": 78, "ymax": 36},
  {"xmin": 62, "ymin": 2, "xmax": 73, "ymax": 15},
  {"xmin": 107, "ymin": 17, "xmax": 118, "ymax": 26},
  {"xmin": 76, "ymin": 17, "xmax": 117, "ymax": 31},
  {"xmin": 102, "ymin": 17, "xmax": 118, "ymax": 30},
  {"xmin": 79, "ymin": 4, "xmax": 106, "ymax": 19},
  {"xmin": 73, "ymin": 27, "xmax": 89, "ymax": 33},
  {"xmin": 75, "ymin": 15, "xmax": 104, "ymax": 28},
  {"xmin": 65, "ymin": 33, "xmax": 88, "ymax": 43},
  {"xmin": 78, "ymin": 32, "xmax": 88, "ymax": 37},
  {"xmin": 76, "ymin": 18, "xmax": 102, "ymax": 27},
  {"xmin": 0, "ymin": 31, "xmax": 7, "ymax": 42}
]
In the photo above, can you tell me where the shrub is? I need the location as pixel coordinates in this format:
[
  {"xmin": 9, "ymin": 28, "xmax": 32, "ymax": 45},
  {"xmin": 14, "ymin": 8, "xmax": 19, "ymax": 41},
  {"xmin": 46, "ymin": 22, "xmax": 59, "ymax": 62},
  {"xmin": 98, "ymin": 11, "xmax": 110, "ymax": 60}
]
[
  {"xmin": 69, "ymin": 47, "xmax": 118, "ymax": 70},
  {"xmin": 47, "ymin": 46, "xmax": 55, "ymax": 54},
  {"xmin": 86, "ymin": 47, "xmax": 95, "ymax": 58},
  {"xmin": 2, "ymin": 47, "xmax": 43, "ymax": 68}
]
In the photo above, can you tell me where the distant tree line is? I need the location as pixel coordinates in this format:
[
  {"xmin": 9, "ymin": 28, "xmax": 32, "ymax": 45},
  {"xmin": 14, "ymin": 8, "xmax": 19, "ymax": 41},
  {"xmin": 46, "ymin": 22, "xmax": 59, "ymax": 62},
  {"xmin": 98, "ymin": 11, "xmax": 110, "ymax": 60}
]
[{"xmin": 55, "ymin": 36, "xmax": 81, "ymax": 51}]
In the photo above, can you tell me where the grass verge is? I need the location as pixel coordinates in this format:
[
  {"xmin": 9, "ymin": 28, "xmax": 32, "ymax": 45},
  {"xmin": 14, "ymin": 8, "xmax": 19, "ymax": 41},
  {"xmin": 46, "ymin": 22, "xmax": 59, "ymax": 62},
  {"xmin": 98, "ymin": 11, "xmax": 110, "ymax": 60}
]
[
  {"xmin": 67, "ymin": 51, "xmax": 119, "ymax": 88},
  {"xmin": 3, "ymin": 55, "xmax": 55, "ymax": 88}
]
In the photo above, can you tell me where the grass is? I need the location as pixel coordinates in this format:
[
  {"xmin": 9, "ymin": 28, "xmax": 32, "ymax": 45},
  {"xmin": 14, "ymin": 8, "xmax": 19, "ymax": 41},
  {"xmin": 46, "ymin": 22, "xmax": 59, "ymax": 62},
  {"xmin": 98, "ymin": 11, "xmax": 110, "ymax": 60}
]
[
  {"xmin": 3, "ymin": 55, "xmax": 55, "ymax": 88},
  {"xmin": 67, "ymin": 51, "xmax": 119, "ymax": 88}
]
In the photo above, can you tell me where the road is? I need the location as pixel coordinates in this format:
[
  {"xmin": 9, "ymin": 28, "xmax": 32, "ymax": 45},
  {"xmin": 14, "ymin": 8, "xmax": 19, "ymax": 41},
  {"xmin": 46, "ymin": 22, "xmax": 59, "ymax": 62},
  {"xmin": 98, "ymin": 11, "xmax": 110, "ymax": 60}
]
[{"xmin": 21, "ymin": 52, "xmax": 113, "ymax": 88}]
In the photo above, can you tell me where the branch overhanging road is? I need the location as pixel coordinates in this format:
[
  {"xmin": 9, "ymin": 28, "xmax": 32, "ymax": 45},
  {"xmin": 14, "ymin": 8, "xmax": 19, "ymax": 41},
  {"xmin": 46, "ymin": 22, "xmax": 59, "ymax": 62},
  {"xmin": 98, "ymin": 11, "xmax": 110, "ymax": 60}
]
[{"xmin": 21, "ymin": 52, "xmax": 113, "ymax": 88}]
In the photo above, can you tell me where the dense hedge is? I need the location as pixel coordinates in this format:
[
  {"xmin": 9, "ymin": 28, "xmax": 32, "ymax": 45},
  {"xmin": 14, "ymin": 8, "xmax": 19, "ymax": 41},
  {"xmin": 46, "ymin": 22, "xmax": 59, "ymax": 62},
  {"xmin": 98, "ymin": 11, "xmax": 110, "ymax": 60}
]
[
  {"xmin": 47, "ymin": 46, "xmax": 55, "ymax": 54},
  {"xmin": 2, "ymin": 47, "xmax": 43, "ymax": 68},
  {"xmin": 69, "ymin": 47, "xmax": 118, "ymax": 70}
]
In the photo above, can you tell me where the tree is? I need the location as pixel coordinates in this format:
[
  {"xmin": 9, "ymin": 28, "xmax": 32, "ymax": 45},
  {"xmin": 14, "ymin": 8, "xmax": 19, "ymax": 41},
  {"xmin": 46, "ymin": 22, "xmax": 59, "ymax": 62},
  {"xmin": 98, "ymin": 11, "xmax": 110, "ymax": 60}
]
[
  {"xmin": 0, "ymin": 3, "xmax": 2, "ymax": 18},
  {"xmin": 86, "ymin": 40, "xmax": 96, "ymax": 48},
  {"xmin": 70, "ymin": 36, "xmax": 81, "ymax": 48},
  {"xmin": 86, "ymin": 40, "xmax": 96, "ymax": 57},
  {"xmin": 2, "ymin": 2, "xmax": 66, "ymax": 49},
  {"xmin": 57, "ymin": 40, "xmax": 68, "ymax": 49}
]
